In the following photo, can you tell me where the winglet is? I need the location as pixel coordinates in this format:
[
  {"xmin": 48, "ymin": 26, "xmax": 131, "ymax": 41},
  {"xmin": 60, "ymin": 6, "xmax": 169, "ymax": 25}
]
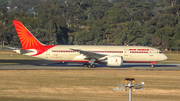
[{"xmin": 12, "ymin": 20, "xmax": 44, "ymax": 49}]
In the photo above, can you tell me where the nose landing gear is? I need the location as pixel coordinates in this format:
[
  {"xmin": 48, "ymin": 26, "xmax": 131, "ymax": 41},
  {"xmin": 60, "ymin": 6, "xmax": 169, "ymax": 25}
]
[{"xmin": 151, "ymin": 62, "xmax": 156, "ymax": 68}]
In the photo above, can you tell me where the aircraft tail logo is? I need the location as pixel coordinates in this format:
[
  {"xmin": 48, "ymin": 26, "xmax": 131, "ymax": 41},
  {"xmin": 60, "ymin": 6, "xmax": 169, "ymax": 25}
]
[
  {"xmin": 12, "ymin": 20, "xmax": 55, "ymax": 56},
  {"xmin": 12, "ymin": 20, "xmax": 44, "ymax": 50}
]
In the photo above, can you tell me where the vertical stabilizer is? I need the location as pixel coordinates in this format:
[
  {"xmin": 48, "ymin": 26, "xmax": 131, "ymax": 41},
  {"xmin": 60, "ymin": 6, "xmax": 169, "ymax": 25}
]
[{"xmin": 12, "ymin": 20, "xmax": 44, "ymax": 49}]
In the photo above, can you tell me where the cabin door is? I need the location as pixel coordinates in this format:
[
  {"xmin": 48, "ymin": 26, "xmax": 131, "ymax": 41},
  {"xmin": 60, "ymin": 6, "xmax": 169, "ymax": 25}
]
[
  {"xmin": 124, "ymin": 49, "xmax": 129, "ymax": 56},
  {"xmin": 149, "ymin": 49, "xmax": 153, "ymax": 56},
  {"xmin": 45, "ymin": 49, "xmax": 51, "ymax": 59}
]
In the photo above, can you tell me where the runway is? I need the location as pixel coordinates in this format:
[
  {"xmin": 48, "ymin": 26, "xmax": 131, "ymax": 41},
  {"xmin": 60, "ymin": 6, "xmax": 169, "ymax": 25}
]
[{"xmin": 0, "ymin": 60, "xmax": 179, "ymax": 70}]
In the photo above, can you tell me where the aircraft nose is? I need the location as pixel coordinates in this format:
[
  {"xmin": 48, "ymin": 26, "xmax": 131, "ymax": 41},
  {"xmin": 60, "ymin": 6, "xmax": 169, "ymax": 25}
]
[
  {"xmin": 159, "ymin": 54, "xmax": 168, "ymax": 61},
  {"xmin": 164, "ymin": 54, "xmax": 168, "ymax": 60}
]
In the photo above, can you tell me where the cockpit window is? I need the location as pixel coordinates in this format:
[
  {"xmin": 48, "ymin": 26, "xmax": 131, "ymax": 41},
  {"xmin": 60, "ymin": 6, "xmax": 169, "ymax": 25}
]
[{"xmin": 159, "ymin": 51, "xmax": 162, "ymax": 54}]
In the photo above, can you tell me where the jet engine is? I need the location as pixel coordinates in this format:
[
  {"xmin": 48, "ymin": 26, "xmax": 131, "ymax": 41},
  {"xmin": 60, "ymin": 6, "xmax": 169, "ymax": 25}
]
[{"xmin": 107, "ymin": 56, "xmax": 123, "ymax": 66}]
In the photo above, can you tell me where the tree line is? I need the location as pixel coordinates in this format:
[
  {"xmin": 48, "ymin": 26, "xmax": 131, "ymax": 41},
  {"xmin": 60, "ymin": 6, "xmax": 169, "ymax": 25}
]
[{"xmin": 0, "ymin": 0, "xmax": 180, "ymax": 51}]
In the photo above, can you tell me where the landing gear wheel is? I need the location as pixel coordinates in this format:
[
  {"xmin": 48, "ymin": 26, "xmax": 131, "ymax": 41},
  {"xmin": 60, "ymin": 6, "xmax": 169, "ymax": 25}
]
[
  {"xmin": 88, "ymin": 64, "xmax": 92, "ymax": 68},
  {"xmin": 91, "ymin": 64, "xmax": 95, "ymax": 68},
  {"xmin": 151, "ymin": 64, "xmax": 154, "ymax": 68},
  {"xmin": 83, "ymin": 62, "xmax": 96, "ymax": 68},
  {"xmin": 86, "ymin": 64, "xmax": 95, "ymax": 68},
  {"xmin": 83, "ymin": 63, "xmax": 88, "ymax": 67}
]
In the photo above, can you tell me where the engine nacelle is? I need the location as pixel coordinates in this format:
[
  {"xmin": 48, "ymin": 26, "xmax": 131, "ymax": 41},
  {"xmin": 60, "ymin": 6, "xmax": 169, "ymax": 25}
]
[{"xmin": 107, "ymin": 56, "xmax": 123, "ymax": 66}]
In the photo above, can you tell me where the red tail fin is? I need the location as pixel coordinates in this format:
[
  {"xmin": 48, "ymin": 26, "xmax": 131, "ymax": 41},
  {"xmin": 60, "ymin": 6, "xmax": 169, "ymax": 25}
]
[{"xmin": 12, "ymin": 20, "xmax": 44, "ymax": 49}]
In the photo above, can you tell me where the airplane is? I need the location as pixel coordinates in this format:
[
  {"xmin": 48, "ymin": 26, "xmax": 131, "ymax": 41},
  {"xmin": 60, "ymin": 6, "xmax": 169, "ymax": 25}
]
[{"xmin": 11, "ymin": 20, "xmax": 168, "ymax": 68}]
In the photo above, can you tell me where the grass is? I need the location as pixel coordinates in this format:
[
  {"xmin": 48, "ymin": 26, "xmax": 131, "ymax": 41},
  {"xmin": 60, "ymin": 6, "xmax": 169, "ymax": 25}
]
[{"xmin": 0, "ymin": 70, "xmax": 180, "ymax": 101}]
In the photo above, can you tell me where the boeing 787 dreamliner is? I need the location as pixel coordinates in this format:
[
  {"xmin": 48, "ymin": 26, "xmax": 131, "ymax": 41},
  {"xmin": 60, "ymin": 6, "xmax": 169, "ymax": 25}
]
[{"xmin": 11, "ymin": 20, "xmax": 167, "ymax": 68}]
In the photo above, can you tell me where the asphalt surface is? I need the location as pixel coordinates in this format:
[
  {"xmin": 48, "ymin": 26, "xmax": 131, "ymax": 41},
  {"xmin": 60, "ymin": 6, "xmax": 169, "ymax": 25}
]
[{"xmin": 0, "ymin": 60, "xmax": 179, "ymax": 70}]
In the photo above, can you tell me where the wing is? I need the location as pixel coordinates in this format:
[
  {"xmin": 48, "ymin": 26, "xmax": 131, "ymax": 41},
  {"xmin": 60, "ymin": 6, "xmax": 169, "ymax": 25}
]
[{"xmin": 70, "ymin": 48, "xmax": 106, "ymax": 59}]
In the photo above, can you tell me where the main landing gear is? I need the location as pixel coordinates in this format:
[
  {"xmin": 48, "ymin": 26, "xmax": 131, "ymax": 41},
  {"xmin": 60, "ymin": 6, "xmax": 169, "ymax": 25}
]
[
  {"xmin": 83, "ymin": 63, "xmax": 95, "ymax": 68},
  {"xmin": 83, "ymin": 58, "xmax": 96, "ymax": 68}
]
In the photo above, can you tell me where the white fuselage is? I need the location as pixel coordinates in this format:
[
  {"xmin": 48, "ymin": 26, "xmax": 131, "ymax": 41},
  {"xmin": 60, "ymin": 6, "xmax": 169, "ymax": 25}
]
[{"xmin": 27, "ymin": 45, "xmax": 167, "ymax": 63}]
